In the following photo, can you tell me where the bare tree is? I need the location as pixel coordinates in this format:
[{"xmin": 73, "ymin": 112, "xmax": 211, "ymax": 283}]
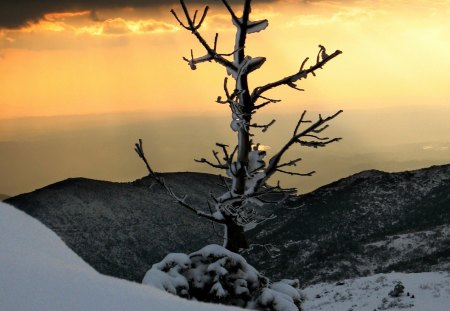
[{"xmin": 136, "ymin": 0, "xmax": 342, "ymax": 252}]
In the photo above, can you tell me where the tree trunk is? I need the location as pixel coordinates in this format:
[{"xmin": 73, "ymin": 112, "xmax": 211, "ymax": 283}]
[{"xmin": 224, "ymin": 220, "xmax": 249, "ymax": 253}]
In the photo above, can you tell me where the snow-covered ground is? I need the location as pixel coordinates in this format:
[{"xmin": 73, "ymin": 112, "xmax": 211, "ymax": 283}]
[
  {"xmin": 0, "ymin": 202, "xmax": 242, "ymax": 311},
  {"xmin": 1, "ymin": 201, "xmax": 450, "ymax": 311},
  {"xmin": 302, "ymin": 272, "xmax": 450, "ymax": 310}
]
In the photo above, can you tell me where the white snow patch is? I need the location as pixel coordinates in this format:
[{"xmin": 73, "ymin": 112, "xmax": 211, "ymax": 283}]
[
  {"xmin": 302, "ymin": 272, "xmax": 450, "ymax": 311},
  {"xmin": 0, "ymin": 202, "xmax": 244, "ymax": 311}
]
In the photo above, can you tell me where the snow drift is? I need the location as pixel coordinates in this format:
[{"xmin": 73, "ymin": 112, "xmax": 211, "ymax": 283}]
[{"xmin": 0, "ymin": 202, "xmax": 243, "ymax": 311}]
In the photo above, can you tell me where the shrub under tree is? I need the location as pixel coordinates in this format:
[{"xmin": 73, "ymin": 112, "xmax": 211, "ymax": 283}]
[{"xmin": 143, "ymin": 244, "xmax": 304, "ymax": 311}]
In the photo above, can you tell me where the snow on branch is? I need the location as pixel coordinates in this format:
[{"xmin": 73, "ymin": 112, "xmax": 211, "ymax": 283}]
[
  {"xmin": 251, "ymin": 45, "xmax": 342, "ymax": 101},
  {"xmin": 134, "ymin": 139, "xmax": 224, "ymax": 224}
]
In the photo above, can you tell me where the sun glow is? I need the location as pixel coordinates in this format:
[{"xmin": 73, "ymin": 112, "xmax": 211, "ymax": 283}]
[{"xmin": 0, "ymin": 0, "xmax": 449, "ymax": 119}]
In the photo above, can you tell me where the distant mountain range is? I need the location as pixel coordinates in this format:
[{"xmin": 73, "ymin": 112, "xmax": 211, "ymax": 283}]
[{"xmin": 6, "ymin": 164, "xmax": 450, "ymax": 285}]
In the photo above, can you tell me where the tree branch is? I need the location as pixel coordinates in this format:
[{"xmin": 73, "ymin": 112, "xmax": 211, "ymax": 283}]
[
  {"xmin": 221, "ymin": 0, "xmax": 240, "ymax": 24},
  {"xmin": 251, "ymin": 47, "xmax": 342, "ymax": 101},
  {"xmin": 253, "ymin": 96, "xmax": 281, "ymax": 111},
  {"xmin": 276, "ymin": 157, "xmax": 303, "ymax": 169},
  {"xmin": 263, "ymin": 110, "xmax": 342, "ymax": 181},
  {"xmin": 134, "ymin": 139, "xmax": 154, "ymax": 176},
  {"xmin": 275, "ymin": 168, "xmax": 315, "ymax": 176},
  {"xmin": 171, "ymin": 0, "xmax": 237, "ymax": 72},
  {"xmin": 194, "ymin": 157, "xmax": 228, "ymax": 169},
  {"xmin": 134, "ymin": 139, "xmax": 224, "ymax": 223},
  {"xmin": 249, "ymin": 119, "xmax": 276, "ymax": 133}
]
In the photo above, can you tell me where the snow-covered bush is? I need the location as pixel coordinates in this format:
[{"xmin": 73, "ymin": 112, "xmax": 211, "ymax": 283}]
[{"xmin": 143, "ymin": 245, "xmax": 303, "ymax": 311}]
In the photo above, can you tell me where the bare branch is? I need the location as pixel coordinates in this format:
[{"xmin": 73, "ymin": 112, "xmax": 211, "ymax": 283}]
[
  {"xmin": 299, "ymin": 57, "xmax": 309, "ymax": 71},
  {"xmin": 216, "ymin": 143, "xmax": 230, "ymax": 162},
  {"xmin": 134, "ymin": 139, "xmax": 223, "ymax": 223},
  {"xmin": 134, "ymin": 138, "xmax": 154, "ymax": 175},
  {"xmin": 217, "ymin": 77, "xmax": 238, "ymax": 104},
  {"xmin": 276, "ymin": 168, "xmax": 315, "ymax": 176},
  {"xmin": 213, "ymin": 33, "xmax": 218, "ymax": 51},
  {"xmin": 195, "ymin": 157, "xmax": 228, "ymax": 169},
  {"xmin": 253, "ymin": 96, "xmax": 281, "ymax": 111},
  {"xmin": 221, "ymin": 0, "xmax": 239, "ymax": 24},
  {"xmin": 249, "ymin": 119, "xmax": 276, "ymax": 133},
  {"xmin": 195, "ymin": 6, "xmax": 209, "ymax": 30},
  {"xmin": 263, "ymin": 110, "xmax": 343, "ymax": 181},
  {"xmin": 293, "ymin": 110, "xmax": 311, "ymax": 136},
  {"xmin": 212, "ymin": 150, "xmax": 222, "ymax": 165},
  {"xmin": 297, "ymin": 137, "xmax": 342, "ymax": 148},
  {"xmin": 165, "ymin": 183, "xmax": 224, "ymax": 223},
  {"xmin": 251, "ymin": 47, "xmax": 342, "ymax": 101},
  {"xmin": 276, "ymin": 157, "xmax": 302, "ymax": 169},
  {"xmin": 170, "ymin": 9, "xmax": 189, "ymax": 30},
  {"xmin": 313, "ymin": 124, "xmax": 330, "ymax": 133},
  {"xmin": 287, "ymin": 82, "xmax": 305, "ymax": 92},
  {"xmin": 303, "ymin": 134, "xmax": 330, "ymax": 141},
  {"xmin": 172, "ymin": 0, "xmax": 237, "ymax": 72}
]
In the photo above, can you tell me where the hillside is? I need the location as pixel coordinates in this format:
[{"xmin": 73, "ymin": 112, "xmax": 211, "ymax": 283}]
[
  {"xmin": 6, "ymin": 173, "xmax": 224, "ymax": 282},
  {"xmin": 3, "ymin": 201, "xmax": 450, "ymax": 311},
  {"xmin": 6, "ymin": 164, "xmax": 450, "ymax": 285},
  {"xmin": 0, "ymin": 201, "xmax": 244, "ymax": 311},
  {"xmin": 246, "ymin": 164, "xmax": 450, "ymax": 284}
]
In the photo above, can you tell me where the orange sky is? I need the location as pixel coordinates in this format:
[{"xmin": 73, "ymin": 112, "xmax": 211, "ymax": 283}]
[
  {"xmin": 1, "ymin": 0, "xmax": 449, "ymax": 119},
  {"xmin": 1, "ymin": 0, "xmax": 450, "ymax": 196}
]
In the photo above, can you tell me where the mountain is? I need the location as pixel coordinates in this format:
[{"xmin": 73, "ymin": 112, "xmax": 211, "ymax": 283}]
[
  {"xmin": 6, "ymin": 173, "xmax": 224, "ymax": 282},
  {"xmin": 0, "ymin": 201, "xmax": 247, "ymax": 311},
  {"xmin": 3, "ymin": 201, "xmax": 450, "ymax": 311},
  {"xmin": 245, "ymin": 164, "xmax": 450, "ymax": 285},
  {"xmin": 6, "ymin": 164, "xmax": 450, "ymax": 285}
]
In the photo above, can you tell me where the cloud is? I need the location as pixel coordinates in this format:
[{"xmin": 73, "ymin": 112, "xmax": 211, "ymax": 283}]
[
  {"xmin": 99, "ymin": 18, "xmax": 177, "ymax": 35},
  {"xmin": 0, "ymin": 0, "xmax": 264, "ymax": 29},
  {"xmin": 101, "ymin": 18, "xmax": 131, "ymax": 35}
]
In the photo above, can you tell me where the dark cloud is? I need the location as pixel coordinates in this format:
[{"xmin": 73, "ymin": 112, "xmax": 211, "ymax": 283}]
[{"xmin": 0, "ymin": 0, "xmax": 260, "ymax": 29}]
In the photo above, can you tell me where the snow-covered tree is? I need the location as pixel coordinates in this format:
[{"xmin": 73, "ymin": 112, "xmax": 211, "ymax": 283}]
[
  {"xmin": 136, "ymin": 0, "xmax": 342, "ymax": 252},
  {"xmin": 142, "ymin": 244, "xmax": 304, "ymax": 311}
]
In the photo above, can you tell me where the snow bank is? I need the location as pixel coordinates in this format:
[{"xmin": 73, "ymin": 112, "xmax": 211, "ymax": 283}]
[
  {"xmin": 3, "ymin": 200, "xmax": 450, "ymax": 311},
  {"xmin": 302, "ymin": 271, "xmax": 450, "ymax": 311},
  {"xmin": 0, "ymin": 202, "xmax": 243, "ymax": 311}
]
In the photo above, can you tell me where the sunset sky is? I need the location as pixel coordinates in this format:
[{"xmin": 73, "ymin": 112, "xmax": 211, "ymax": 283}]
[
  {"xmin": 1, "ymin": 0, "xmax": 449, "ymax": 196},
  {"xmin": 1, "ymin": 0, "xmax": 449, "ymax": 118}
]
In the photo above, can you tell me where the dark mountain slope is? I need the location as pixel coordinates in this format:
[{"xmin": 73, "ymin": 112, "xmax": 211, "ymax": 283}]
[
  {"xmin": 246, "ymin": 165, "xmax": 450, "ymax": 284},
  {"xmin": 7, "ymin": 173, "xmax": 224, "ymax": 282},
  {"xmin": 7, "ymin": 165, "xmax": 450, "ymax": 285}
]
